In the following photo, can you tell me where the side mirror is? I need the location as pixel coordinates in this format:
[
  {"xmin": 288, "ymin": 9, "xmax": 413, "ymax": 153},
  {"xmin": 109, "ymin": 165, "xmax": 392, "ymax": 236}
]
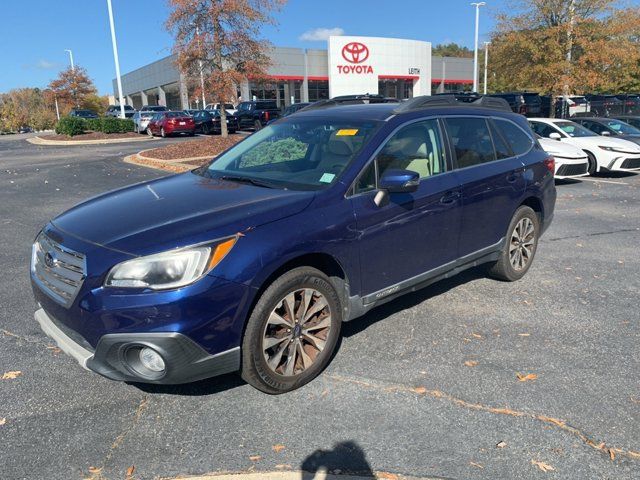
[
  {"xmin": 379, "ymin": 169, "xmax": 420, "ymax": 193},
  {"xmin": 549, "ymin": 132, "xmax": 562, "ymax": 140},
  {"xmin": 601, "ymin": 130, "xmax": 611, "ymax": 136}
]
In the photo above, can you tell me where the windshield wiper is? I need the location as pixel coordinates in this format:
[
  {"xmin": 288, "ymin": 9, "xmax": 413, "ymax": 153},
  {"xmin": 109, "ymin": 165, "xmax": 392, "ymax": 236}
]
[{"xmin": 218, "ymin": 175, "xmax": 277, "ymax": 189}]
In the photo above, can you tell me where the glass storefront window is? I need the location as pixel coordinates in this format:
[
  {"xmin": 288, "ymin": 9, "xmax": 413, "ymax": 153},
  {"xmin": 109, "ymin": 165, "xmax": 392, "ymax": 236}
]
[{"xmin": 308, "ymin": 80, "xmax": 329, "ymax": 102}]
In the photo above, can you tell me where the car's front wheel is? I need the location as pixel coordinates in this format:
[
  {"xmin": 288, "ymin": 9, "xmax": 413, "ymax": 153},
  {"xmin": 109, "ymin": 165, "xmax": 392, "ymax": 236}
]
[
  {"xmin": 241, "ymin": 267, "xmax": 342, "ymax": 394},
  {"xmin": 586, "ymin": 151, "xmax": 598, "ymax": 176},
  {"xmin": 488, "ymin": 205, "xmax": 539, "ymax": 282}
]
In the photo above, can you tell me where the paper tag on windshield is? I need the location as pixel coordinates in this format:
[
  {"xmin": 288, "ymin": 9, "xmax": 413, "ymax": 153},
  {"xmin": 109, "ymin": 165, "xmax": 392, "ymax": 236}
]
[
  {"xmin": 336, "ymin": 129, "xmax": 358, "ymax": 136},
  {"xmin": 319, "ymin": 173, "xmax": 335, "ymax": 183}
]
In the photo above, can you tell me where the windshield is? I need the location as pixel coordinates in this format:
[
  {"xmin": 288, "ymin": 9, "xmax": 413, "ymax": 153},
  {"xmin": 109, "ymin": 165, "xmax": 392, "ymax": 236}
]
[
  {"xmin": 602, "ymin": 119, "xmax": 640, "ymax": 135},
  {"xmin": 554, "ymin": 121, "xmax": 597, "ymax": 137},
  {"xmin": 201, "ymin": 118, "xmax": 381, "ymax": 190}
]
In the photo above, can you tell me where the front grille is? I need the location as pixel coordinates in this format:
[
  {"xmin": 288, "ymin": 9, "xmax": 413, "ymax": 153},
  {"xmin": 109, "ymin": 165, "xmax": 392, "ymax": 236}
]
[
  {"xmin": 556, "ymin": 162, "xmax": 588, "ymax": 177},
  {"xmin": 31, "ymin": 233, "xmax": 86, "ymax": 307},
  {"xmin": 620, "ymin": 157, "xmax": 640, "ymax": 169}
]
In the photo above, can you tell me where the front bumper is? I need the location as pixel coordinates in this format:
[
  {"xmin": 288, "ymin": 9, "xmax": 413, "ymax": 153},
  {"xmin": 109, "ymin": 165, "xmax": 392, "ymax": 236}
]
[
  {"xmin": 608, "ymin": 155, "xmax": 640, "ymax": 171},
  {"xmin": 554, "ymin": 157, "xmax": 589, "ymax": 178},
  {"xmin": 35, "ymin": 308, "xmax": 240, "ymax": 384}
]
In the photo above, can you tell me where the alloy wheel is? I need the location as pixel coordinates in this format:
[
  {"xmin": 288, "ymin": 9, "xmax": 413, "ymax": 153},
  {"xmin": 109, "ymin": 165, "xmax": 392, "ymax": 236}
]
[
  {"xmin": 509, "ymin": 217, "xmax": 535, "ymax": 271},
  {"xmin": 262, "ymin": 288, "xmax": 332, "ymax": 377}
]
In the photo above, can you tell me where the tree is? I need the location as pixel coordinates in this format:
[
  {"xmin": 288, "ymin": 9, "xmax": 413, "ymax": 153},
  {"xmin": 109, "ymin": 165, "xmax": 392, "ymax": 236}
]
[
  {"xmin": 0, "ymin": 88, "xmax": 57, "ymax": 132},
  {"xmin": 166, "ymin": 0, "xmax": 285, "ymax": 137},
  {"xmin": 432, "ymin": 43, "xmax": 474, "ymax": 58},
  {"xmin": 488, "ymin": 1, "xmax": 640, "ymax": 100},
  {"xmin": 49, "ymin": 66, "xmax": 97, "ymax": 112}
]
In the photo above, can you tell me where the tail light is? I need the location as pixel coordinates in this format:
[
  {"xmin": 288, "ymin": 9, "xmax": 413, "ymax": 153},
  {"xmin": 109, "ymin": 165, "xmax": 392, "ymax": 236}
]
[
  {"xmin": 543, "ymin": 156, "xmax": 555, "ymax": 175},
  {"xmin": 264, "ymin": 111, "xmax": 270, "ymax": 121}
]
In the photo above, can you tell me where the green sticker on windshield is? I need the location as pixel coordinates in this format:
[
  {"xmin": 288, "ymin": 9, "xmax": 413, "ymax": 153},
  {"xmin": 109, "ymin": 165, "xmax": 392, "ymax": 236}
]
[{"xmin": 319, "ymin": 173, "xmax": 335, "ymax": 183}]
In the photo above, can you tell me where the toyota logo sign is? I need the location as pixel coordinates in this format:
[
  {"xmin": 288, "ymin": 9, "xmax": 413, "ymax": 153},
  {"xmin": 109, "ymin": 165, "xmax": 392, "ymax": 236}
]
[{"xmin": 342, "ymin": 42, "xmax": 369, "ymax": 64}]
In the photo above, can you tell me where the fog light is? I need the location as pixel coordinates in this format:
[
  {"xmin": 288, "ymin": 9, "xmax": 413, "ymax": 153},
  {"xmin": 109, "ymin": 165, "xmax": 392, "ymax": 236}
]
[{"xmin": 139, "ymin": 347, "xmax": 165, "ymax": 372}]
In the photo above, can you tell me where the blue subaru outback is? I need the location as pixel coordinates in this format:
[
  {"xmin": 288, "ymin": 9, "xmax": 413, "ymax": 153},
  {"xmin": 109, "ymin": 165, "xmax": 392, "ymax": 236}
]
[{"xmin": 31, "ymin": 96, "xmax": 556, "ymax": 393}]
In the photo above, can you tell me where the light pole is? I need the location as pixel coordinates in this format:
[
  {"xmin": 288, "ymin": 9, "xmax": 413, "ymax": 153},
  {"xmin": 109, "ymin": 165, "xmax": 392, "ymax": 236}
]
[
  {"xmin": 106, "ymin": 0, "xmax": 126, "ymax": 118},
  {"xmin": 471, "ymin": 2, "xmax": 485, "ymax": 93},
  {"xmin": 64, "ymin": 49, "xmax": 75, "ymax": 70},
  {"xmin": 483, "ymin": 41, "xmax": 490, "ymax": 95},
  {"xmin": 195, "ymin": 25, "xmax": 207, "ymax": 108}
]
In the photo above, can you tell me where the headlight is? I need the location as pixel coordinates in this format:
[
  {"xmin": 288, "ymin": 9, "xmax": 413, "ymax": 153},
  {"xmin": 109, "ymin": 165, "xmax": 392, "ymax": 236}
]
[
  {"xmin": 105, "ymin": 237, "xmax": 237, "ymax": 289},
  {"xmin": 598, "ymin": 145, "xmax": 638, "ymax": 154}
]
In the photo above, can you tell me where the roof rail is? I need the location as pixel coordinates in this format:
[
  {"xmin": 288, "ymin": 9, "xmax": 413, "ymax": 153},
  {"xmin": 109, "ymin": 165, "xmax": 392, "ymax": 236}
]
[
  {"xmin": 298, "ymin": 94, "xmax": 399, "ymax": 113},
  {"xmin": 392, "ymin": 94, "xmax": 512, "ymax": 113}
]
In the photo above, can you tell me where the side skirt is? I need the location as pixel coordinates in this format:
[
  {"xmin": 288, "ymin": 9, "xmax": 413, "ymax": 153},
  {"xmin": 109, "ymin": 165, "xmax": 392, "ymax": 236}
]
[{"xmin": 345, "ymin": 238, "xmax": 504, "ymax": 321}]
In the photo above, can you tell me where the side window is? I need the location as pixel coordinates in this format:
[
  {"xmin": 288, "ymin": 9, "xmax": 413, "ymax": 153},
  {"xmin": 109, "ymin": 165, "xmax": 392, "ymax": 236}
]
[
  {"xmin": 377, "ymin": 119, "xmax": 446, "ymax": 180},
  {"xmin": 494, "ymin": 119, "xmax": 534, "ymax": 156},
  {"xmin": 354, "ymin": 162, "xmax": 376, "ymax": 194},
  {"xmin": 529, "ymin": 121, "xmax": 557, "ymax": 138},
  {"xmin": 488, "ymin": 121, "xmax": 512, "ymax": 159},
  {"xmin": 444, "ymin": 117, "xmax": 496, "ymax": 169}
]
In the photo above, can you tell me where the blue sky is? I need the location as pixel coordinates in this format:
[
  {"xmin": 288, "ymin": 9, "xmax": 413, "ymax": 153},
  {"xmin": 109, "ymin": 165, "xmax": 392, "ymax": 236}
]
[{"xmin": 4, "ymin": 0, "xmax": 510, "ymax": 94}]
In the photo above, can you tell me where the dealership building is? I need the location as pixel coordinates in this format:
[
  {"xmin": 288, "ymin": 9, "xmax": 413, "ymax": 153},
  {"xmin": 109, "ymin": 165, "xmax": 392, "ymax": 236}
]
[{"xmin": 113, "ymin": 36, "xmax": 474, "ymax": 110}]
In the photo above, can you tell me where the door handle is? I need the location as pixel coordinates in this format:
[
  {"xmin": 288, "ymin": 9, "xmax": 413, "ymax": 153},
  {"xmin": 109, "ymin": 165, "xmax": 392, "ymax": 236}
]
[
  {"xmin": 440, "ymin": 191, "xmax": 461, "ymax": 205},
  {"xmin": 507, "ymin": 168, "xmax": 525, "ymax": 183}
]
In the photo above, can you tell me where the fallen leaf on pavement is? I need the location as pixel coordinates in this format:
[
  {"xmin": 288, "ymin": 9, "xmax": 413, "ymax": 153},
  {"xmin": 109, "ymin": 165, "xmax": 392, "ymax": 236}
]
[
  {"xmin": 412, "ymin": 386, "xmax": 427, "ymax": 395},
  {"xmin": 518, "ymin": 333, "xmax": 530, "ymax": 337},
  {"xmin": 378, "ymin": 473, "xmax": 400, "ymax": 480},
  {"xmin": 496, "ymin": 441, "xmax": 507, "ymax": 448},
  {"xmin": 464, "ymin": 361, "xmax": 478, "ymax": 367},
  {"xmin": 88, "ymin": 467, "xmax": 102, "ymax": 474},
  {"xmin": 609, "ymin": 449, "xmax": 616, "ymax": 461},
  {"xmin": 531, "ymin": 460, "xmax": 555, "ymax": 472},
  {"xmin": 249, "ymin": 455, "xmax": 261, "ymax": 462},
  {"xmin": 1, "ymin": 371, "xmax": 22, "ymax": 380},
  {"xmin": 0, "ymin": 418, "xmax": 6, "ymax": 425},
  {"xmin": 272, "ymin": 444, "xmax": 285, "ymax": 453},
  {"xmin": 125, "ymin": 465, "xmax": 135, "ymax": 478},
  {"xmin": 517, "ymin": 373, "xmax": 538, "ymax": 382},
  {"xmin": 469, "ymin": 461, "xmax": 484, "ymax": 469},
  {"xmin": 275, "ymin": 464, "xmax": 291, "ymax": 470},
  {"xmin": 471, "ymin": 333, "xmax": 483, "ymax": 339}
]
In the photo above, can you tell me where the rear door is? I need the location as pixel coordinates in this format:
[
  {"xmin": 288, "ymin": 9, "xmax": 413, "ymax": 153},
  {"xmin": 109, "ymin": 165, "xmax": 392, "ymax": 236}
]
[
  {"xmin": 444, "ymin": 116, "xmax": 527, "ymax": 257},
  {"xmin": 351, "ymin": 118, "xmax": 463, "ymax": 298}
]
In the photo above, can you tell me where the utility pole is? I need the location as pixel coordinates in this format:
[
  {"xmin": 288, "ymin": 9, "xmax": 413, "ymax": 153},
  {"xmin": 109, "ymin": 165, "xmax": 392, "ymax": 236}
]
[
  {"xmin": 64, "ymin": 49, "xmax": 74, "ymax": 70},
  {"xmin": 106, "ymin": 0, "xmax": 127, "ymax": 118},
  {"xmin": 561, "ymin": 0, "xmax": 576, "ymax": 118},
  {"xmin": 483, "ymin": 42, "xmax": 490, "ymax": 95},
  {"xmin": 471, "ymin": 2, "xmax": 486, "ymax": 92}
]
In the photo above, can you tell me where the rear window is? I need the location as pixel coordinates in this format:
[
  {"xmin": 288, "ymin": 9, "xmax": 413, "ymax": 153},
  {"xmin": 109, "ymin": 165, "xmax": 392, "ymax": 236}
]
[
  {"xmin": 167, "ymin": 112, "xmax": 187, "ymax": 118},
  {"xmin": 493, "ymin": 119, "xmax": 534, "ymax": 156},
  {"xmin": 257, "ymin": 102, "xmax": 277, "ymax": 110}
]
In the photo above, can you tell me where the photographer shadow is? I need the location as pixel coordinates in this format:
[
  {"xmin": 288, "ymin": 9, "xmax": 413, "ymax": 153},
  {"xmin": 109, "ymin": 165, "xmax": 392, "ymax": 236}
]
[{"xmin": 300, "ymin": 440, "xmax": 374, "ymax": 479}]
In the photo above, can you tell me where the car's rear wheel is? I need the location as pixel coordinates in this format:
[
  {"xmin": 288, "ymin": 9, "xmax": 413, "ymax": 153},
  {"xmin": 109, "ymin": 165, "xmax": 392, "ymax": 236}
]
[
  {"xmin": 488, "ymin": 206, "xmax": 539, "ymax": 282},
  {"xmin": 586, "ymin": 151, "xmax": 598, "ymax": 176},
  {"xmin": 241, "ymin": 267, "xmax": 342, "ymax": 394}
]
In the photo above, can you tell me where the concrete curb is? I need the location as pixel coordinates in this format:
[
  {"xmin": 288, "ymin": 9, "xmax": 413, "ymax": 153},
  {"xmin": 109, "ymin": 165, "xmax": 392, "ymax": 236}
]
[
  {"xmin": 123, "ymin": 153, "xmax": 197, "ymax": 173},
  {"xmin": 136, "ymin": 148, "xmax": 212, "ymax": 164},
  {"xmin": 27, "ymin": 135, "xmax": 157, "ymax": 146}
]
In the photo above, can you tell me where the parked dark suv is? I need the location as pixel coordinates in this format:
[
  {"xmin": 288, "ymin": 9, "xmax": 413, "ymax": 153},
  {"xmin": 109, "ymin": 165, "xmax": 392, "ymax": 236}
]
[
  {"xmin": 31, "ymin": 95, "xmax": 556, "ymax": 394},
  {"xmin": 488, "ymin": 92, "xmax": 543, "ymax": 117},
  {"xmin": 234, "ymin": 100, "xmax": 281, "ymax": 130}
]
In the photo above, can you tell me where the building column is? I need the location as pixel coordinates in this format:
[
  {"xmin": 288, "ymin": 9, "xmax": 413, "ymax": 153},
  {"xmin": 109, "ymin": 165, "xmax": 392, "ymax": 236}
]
[
  {"xmin": 126, "ymin": 95, "xmax": 133, "ymax": 106},
  {"xmin": 302, "ymin": 49, "xmax": 309, "ymax": 103},
  {"xmin": 240, "ymin": 80, "xmax": 250, "ymax": 103},
  {"xmin": 157, "ymin": 86, "xmax": 167, "ymax": 107},
  {"xmin": 140, "ymin": 90, "xmax": 148, "ymax": 107},
  {"xmin": 179, "ymin": 74, "xmax": 190, "ymax": 110}
]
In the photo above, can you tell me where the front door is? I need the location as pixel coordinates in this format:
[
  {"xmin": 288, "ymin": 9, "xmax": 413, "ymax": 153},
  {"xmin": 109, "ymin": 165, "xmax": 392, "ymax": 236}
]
[{"xmin": 351, "ymin": 118, "xmax": 463, "ymax": 299}]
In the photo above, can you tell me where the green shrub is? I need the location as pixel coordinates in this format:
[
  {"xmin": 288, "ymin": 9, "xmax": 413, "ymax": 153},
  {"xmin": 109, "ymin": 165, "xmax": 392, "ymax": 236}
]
[
  {"xmin": 54, "ymin": 117, "xmax": 86, "ymax": 136},
  {"xmin": 85, "ymin": 118, "xmax": 102, "ymax": 132},
  {"xmin": 100, "ymin": 117, "xmax": 134, "ymax": 133}
]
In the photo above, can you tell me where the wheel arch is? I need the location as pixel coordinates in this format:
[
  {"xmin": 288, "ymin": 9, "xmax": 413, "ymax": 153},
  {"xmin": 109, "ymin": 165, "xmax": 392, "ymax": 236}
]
[{"xmin": 520, "ymin": 196, "xmax": 544, "ymax": 224}]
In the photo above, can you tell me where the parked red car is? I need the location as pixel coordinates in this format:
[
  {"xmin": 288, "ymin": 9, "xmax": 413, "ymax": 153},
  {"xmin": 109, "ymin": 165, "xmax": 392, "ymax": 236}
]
[{"xmin": 147, "ymin": 111, "xmax": 195, "ymax": 137}]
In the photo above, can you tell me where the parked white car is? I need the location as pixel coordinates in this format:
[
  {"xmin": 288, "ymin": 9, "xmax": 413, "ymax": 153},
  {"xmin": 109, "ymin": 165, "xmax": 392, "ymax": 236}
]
[
  {"xmin": 529, "ymin": 118, "xmax": 640, "ymax": 175},
  {"xmin": 537, "ymin": 136, "xmax": 589, "ymax": 179},
  {"xmin": 205, "ymin": 103, "xmax": 237, "ymax": 116}
]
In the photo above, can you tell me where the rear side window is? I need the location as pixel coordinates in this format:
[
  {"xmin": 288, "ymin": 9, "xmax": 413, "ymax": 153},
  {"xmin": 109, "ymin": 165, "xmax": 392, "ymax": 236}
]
[
  {"xmin": 488, "ymin": 121, "xmax": 511, "ymax": 159},
  {"xmin": 444, "ymin": 117, "xmax": 496, "ymax": 168},
  {"xmin": 493, "ymin": 119, "xmax": 534, "ymax": 155}
]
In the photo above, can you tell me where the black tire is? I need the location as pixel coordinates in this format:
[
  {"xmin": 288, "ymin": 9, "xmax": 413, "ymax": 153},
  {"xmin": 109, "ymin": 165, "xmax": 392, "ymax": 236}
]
[
  {"xmin": 254, "ymin": 119, "xmax": 262, "ymax": 131},
  {"xmin": 241, "ymin": 267, "xmax": 342, "ymax": 394},
  {"xmin": 203, "ymin": 123, "xmax": 210, "ymax": 135},
  {"xmin": 487, "ymin": 206, "xmax": 539, "ymax": 282},
  {"xmin": 585, "ymin": 151, "xmax": 598, "ymax": 176}
]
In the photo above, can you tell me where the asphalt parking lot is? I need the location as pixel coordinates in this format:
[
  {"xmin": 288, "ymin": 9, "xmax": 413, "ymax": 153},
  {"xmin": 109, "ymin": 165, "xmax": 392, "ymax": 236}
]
[{"xmin": 0, "ymin": 133, "xmax": 638, "ymax": 480}]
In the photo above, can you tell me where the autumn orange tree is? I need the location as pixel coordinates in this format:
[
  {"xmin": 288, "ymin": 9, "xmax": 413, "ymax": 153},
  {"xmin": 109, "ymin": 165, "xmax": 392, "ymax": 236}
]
[
  {"xmin": 488, "ymin": 1, "xmax": 640, "ymax": 107},
  {"xmin": 49, "ymin": 66, "xmax": 98, "ymax": 112},
  {"xmin": 166, "ymin": 0, "xmax": 285, "ymax": 136}
]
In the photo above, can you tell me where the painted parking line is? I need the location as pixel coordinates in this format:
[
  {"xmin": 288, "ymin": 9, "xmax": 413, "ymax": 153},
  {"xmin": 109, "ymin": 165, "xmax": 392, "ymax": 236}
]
[{"xmin": 577, "ymin": 177, "xmax": 630, "ymax": 185}]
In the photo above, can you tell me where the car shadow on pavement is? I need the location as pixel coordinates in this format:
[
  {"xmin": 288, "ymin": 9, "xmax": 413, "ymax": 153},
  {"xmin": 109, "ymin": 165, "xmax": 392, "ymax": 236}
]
[
  {"xmin": 300, "ymin": 440, "xmax": 375, "ymax": 479},
  {"xmin": 129, "ymin": 372, "xmax": 244, "ymax": 396},
  {"xmin": 342, "ymin": 265, "xmax": 488, "ymax": 339}
]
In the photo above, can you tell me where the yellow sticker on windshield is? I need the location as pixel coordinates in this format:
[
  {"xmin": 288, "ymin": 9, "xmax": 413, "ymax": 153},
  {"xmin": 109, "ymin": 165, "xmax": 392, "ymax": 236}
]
[{"xmin": 336, "ymin": 129, "xmax": 358, "ymax": 136}]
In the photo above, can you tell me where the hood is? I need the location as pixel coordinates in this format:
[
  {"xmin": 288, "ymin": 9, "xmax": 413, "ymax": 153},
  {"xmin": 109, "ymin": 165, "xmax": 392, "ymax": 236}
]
[
  {"xmin": 567, "ymin": 135, "xmax": 640, "ymax": 153},
  {"xmin": 52, "ymin": 172, "xmax": 315, "ymax": 255},
  {"xmin": 538, "ymin": 138, "xmax": 586, "ymax": 159}
]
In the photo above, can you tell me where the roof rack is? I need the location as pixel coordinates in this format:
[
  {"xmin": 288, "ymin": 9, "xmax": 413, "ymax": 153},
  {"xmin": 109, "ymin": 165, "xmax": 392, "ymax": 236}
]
[
  {"xmin": 393, "ymin": 95, "xmax": 512, "ymax": 113},
  {"xmin": 298, "ymin": 94, "xmax": 400, "ymax": 113}
]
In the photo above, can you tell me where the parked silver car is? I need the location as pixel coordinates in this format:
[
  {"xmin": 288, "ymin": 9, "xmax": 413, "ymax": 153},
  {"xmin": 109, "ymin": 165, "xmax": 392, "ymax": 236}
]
[{"xmin": 133, "ymin": 106, "xmax": 168, "ymax": 134}]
